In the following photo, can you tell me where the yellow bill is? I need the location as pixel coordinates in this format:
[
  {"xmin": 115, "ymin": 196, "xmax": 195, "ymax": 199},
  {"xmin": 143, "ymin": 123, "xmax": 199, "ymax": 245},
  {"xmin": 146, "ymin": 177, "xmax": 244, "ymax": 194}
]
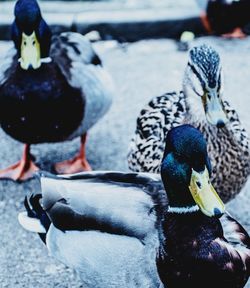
[
  {"xmin": 189, "ymin": 167, "xmax": 225, "ymax": 217},
  {"xmin": 19, "ymin": 31, "xmax": 41, "ymax": 70}
]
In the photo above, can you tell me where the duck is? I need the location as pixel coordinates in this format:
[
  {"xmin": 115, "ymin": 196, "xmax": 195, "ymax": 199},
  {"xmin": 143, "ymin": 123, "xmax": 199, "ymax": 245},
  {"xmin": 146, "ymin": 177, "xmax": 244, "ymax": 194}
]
[
  {"xmin": 197, "ymin": 0, "xmax": 250, "ymax": 38},
  {"xmin": 0, "ymin": 0, "xmax": 113, "ymax": 181},
  {"xmin": 128, "ymin": 44, "xmax": 250, "ymax": 203},
  {"xmin": 18, "ymin": 125, "xmax": 250, "ymax": 288}
]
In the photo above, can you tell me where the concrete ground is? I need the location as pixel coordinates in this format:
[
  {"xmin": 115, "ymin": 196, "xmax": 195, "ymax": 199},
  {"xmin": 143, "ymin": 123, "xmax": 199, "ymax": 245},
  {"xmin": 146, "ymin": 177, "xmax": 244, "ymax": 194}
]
[{"xmin": 0, "ymin": 36, "xmax": 250, "ymax": 287}]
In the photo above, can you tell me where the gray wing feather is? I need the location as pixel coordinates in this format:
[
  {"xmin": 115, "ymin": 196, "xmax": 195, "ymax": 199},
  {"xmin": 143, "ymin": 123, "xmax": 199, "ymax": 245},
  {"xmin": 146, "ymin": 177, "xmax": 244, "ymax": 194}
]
[
  {"xmin": 41, "ymin": 171, "xmax": 165, "ymax": 241},
  {"xmin": 50, "ymin": 32, "xmax": 98, "ymax": 76},
  {"xmin": 42, "ymin": 171, "xmax": 165, "ymax": 287},
  {"xmin": 0, "ymin": 46, "xmax": 17, "ymax": 85},
  {"xmin": 50, "ymin": 32, "xmax": 114, "ymax": 136},
  {"xmin": 220, "ymin": 212, "xmax": 250, "ymax": 273},
  {"xmin": 221, "ymin": 212, "xmax": 250, "ymax": 248}
]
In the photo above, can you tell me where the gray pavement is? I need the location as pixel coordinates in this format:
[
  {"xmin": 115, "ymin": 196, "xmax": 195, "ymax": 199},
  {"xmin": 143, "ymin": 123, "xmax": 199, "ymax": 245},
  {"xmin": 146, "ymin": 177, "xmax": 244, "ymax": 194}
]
[{"xmin": 0, "ymin": 37, "xmax": 250, "ymax": 287}]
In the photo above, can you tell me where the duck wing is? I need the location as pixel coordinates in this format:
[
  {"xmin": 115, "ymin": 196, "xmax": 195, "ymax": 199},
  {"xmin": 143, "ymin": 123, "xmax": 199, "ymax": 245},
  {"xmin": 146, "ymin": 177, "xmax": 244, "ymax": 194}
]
[
  {"xmin": 50, "ymin": 32, "xmax": 113, "ymax": 134},
  {"xmin": 128, "ymin": 92, "xmax": 186, "ymax": 173},
  {"xmin": 0, "ymin": 46, "xmax": 17, "ymax": 86},
  {"xmin": 41, "ymin": 171, "xmax": 166, "ymax": 241},
  {"xmin": 223, "ymin": 100, "xmax": 249, "ymax": 151},
  {"xmin": 219, "ymin": 212, "xmax": 250, "ymax": 274},
  {"xmin": 50, "ymin": 32, "xmax": 102, "ymax": 73}
]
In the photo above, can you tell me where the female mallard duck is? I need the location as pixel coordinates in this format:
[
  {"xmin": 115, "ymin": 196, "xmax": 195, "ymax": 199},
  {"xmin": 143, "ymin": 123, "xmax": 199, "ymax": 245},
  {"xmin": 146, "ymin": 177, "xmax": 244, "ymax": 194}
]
[
  {"xmin": 128, "ymin": 44, "xmax": 250, "ymax": 203},
  {"xmin": 197, "ymin": 0, "xmax": 250, "ymax": 38},
  {"xmin": 19, "ymin": 125, "xmax": 250, "ymax": 287},
  {"xmin": 0, "ymin": 0, "xmax": 113, "ymax": 181}
]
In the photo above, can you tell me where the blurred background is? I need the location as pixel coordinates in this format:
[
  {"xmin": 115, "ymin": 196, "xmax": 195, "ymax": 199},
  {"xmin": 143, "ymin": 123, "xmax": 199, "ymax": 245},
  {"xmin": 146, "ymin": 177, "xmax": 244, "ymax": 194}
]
[
  {"xmin": 0, "ymin": 0, "xmax": 201, "ymax": 42},
  {"xmin": 1, "ymin": 0, "xmax": 250, "ymax": 287}
]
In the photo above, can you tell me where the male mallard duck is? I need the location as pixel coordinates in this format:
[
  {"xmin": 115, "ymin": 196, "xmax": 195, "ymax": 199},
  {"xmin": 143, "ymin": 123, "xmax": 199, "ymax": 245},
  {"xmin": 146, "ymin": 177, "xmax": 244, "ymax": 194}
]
[
  {"xmin": 197, "ymin": 0, "xmax": 250, "ymax": 38},
  {"xmin": 19, "ymin": 125, "xmax": 250, "ymax": 287},
  {"xmin": 0, "ymin": 0, "xmax": 113, "ymax": 181},
  {"xmin": 128, "ymin": 44, "xmax": 250, "ymax": 203}
]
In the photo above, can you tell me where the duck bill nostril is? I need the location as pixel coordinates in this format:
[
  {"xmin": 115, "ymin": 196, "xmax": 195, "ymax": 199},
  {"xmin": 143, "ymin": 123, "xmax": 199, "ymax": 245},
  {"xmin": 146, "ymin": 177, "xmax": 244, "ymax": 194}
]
[
  {"xmin": 216, "ymin": 120, "xmax": 225, "ymax": 129},
  {"xmin": 213, "ymin": 208, "xmax": 223, "ymax": 218},
  {"xmin": 204, "ymin": 92, "xmax": 228, "ymax": 127},
  {"xmin": 189, "ymin": 168, "xmax": 225, "ymax": 217}
]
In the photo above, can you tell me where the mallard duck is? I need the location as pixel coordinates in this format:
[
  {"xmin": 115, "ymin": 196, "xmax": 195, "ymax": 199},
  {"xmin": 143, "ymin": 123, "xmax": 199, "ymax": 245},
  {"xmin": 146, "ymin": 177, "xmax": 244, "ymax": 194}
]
[
  {"xmin": 197, "ymin": 0, "xmax": 250, "ymax": 38},
  {"xmin": 18, "ymin": 125, "xmax": 250, "ymax": 288},
  {"xmin": 0, "ymin": 0, "xmax": 113, "ymax": 181},
  {"xmin": 128, "ymin": 44, "xmax": 250, "ymax": 203}
]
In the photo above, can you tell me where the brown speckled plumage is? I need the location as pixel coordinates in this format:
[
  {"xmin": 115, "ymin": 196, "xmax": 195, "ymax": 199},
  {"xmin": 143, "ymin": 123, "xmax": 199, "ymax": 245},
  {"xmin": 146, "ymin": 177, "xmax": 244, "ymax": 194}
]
[
  {"xmin": 128, "ymin": 91, "xmax": 250, "ymax": 203},
  {"xmin": 128, "ymin": 45, "xmax": 250, "ymax": 203}
]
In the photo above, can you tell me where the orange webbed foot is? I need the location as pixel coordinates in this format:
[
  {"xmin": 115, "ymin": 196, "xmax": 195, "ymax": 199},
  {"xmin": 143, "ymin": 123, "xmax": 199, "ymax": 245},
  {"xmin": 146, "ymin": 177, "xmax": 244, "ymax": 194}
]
[
  {"xmin": 54, "ymin": 134, "xmax": 92, "ymax": 175},
  {"xmin": 0, "ymin": 145, "xmax": 39, "ymax": 181}
]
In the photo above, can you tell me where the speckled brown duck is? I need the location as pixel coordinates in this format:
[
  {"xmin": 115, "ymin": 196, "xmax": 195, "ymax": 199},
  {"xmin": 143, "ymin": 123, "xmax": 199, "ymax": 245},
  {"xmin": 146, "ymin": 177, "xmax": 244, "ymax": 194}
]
[{"xmin": 128, "ymin": 44, "xmax": 250, "ymax": 203}]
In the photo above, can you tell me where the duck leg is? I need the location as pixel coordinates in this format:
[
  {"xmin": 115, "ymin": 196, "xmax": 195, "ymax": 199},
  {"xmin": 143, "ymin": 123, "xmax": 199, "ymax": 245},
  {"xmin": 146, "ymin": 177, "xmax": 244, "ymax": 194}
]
[
  {"xmin": 0, "ymin": 144, "xmax": 39, "ymax": 181},
  {"xmin": 222, "ymin": 27, "xmax": 246, "ymax": 39},
  {"xmin": 200, "ymin": 12, "xmax": 246, "ymax": 39},
  {"xmin": 54, "ymin": 134, "xmax": 92, "ymax": 174},
  {"xmin": 200, "ymin": 13, "xmax": 213, "ymax": 34}
]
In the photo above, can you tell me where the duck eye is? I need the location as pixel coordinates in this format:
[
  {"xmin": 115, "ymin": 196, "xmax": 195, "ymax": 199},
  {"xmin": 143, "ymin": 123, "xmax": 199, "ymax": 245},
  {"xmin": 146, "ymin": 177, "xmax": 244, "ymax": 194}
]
[
  {"xmin": 196, "ymin": 181, "xmax": 202, "ymax": 189},
  {"xmin": 207, "ymin": 94, "xmax": 211, "ymax": 100},
  {"xmin": 24, "ymin": 41, "xmax": 27, "ymax": 46},
  {"xmin": 32, "ymin": 40, "xmax": 36, "ymax": 46}
]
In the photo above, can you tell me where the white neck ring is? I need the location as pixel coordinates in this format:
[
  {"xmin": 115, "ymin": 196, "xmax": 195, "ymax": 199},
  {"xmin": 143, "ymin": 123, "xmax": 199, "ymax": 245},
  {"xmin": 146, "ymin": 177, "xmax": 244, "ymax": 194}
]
[{"xmin": 168, "ymin": 205, "xmax": 199, "ymax": 214}]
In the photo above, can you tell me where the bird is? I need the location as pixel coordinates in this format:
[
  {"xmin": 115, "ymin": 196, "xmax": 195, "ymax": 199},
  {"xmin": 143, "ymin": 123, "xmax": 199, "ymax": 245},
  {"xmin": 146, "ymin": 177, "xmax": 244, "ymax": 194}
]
[
  {"xmin": 18, "ymin": 125, "xmax": 250, "ymax": 288},
  {"xmin": 197, "ymin": 0, "xmax": 250, "ymax": 38},
  {"xmin": 128, "ymin": 44, "xmax": 250, "ymax": 203},
  {"xmin": 0, "ymin": 0, "xmax": 113, "ymax": 181},
  {"xmin": 19, "ymin": 174, "xmax": 165, "ymax": 287}
]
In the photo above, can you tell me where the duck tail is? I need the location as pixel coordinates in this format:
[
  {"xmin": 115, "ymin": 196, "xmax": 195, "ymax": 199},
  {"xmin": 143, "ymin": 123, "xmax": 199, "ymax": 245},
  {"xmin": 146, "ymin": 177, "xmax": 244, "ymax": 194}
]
[{"xmin": 18, "ymin": 194, "xmax": 51, "ymax": 243}]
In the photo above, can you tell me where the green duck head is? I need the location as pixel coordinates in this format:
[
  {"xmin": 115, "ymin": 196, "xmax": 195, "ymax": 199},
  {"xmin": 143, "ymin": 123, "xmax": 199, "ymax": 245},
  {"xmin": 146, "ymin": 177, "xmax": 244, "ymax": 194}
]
[{"xmin": 161, "ymin": 124, "xmax": 225, "ymax": 217}]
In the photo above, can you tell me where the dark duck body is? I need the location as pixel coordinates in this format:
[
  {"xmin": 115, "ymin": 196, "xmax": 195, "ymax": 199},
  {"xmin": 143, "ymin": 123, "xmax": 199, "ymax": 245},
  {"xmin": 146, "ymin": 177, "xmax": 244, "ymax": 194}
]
[
  {"xmin": 0, "ymin": 0, "xmax": 113, "ymax": 180},
  {"xmin": 156, "ymin": 125, "xmax": 250, "ymax": 288},
  {"xmin": 158, "ymin": 212, "xmax": 250, "ymax": 288},
  {"xmin": 19, "ymin": 125, "xmax": 250, "ymax": 287},
  {"xmin": 0, "ymin": 62, "xmax": 84, "ymax": 143}
]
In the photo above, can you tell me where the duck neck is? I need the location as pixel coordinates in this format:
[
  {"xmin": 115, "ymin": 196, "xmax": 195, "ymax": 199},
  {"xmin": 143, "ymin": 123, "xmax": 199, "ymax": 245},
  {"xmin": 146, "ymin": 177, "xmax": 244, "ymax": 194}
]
[
  {"xmin": 164, "ymin": 184, "xmax": 199, "ymax": 215},
  {"xmin": 183, "ymin": 92, "xmax": 207, "ymax": 127},
  {"xmin": 183, "ymin": 91, "xmax": 246, "ymax": 150},
  {"xmin": 167, "ymin": 204, "xmax": 199, "ymax": 214},
  {"xmin": 186, "ymin": 110, "xmax": 249, "ymax": 155}
]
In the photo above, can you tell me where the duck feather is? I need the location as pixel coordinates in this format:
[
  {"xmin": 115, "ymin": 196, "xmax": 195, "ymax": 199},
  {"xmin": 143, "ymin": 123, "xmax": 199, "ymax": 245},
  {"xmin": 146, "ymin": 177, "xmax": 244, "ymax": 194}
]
[
  {"xmin": 39, "ymin": 171, "xmax": 165, "ymax": 288},
  {"xmin": 41, "ymin": 171, "xmax": 165, "ymax": 241},
  {"xmin": 128, "ymin": 91, "xmax": 250, "ymax": 202},
  {"xmin": 50, "ymin": 32, "xmax": 114, "ymax": 137},
  {"xmin": 0, "ymin": 46, "xmax": 17, "ymax": 85}
]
